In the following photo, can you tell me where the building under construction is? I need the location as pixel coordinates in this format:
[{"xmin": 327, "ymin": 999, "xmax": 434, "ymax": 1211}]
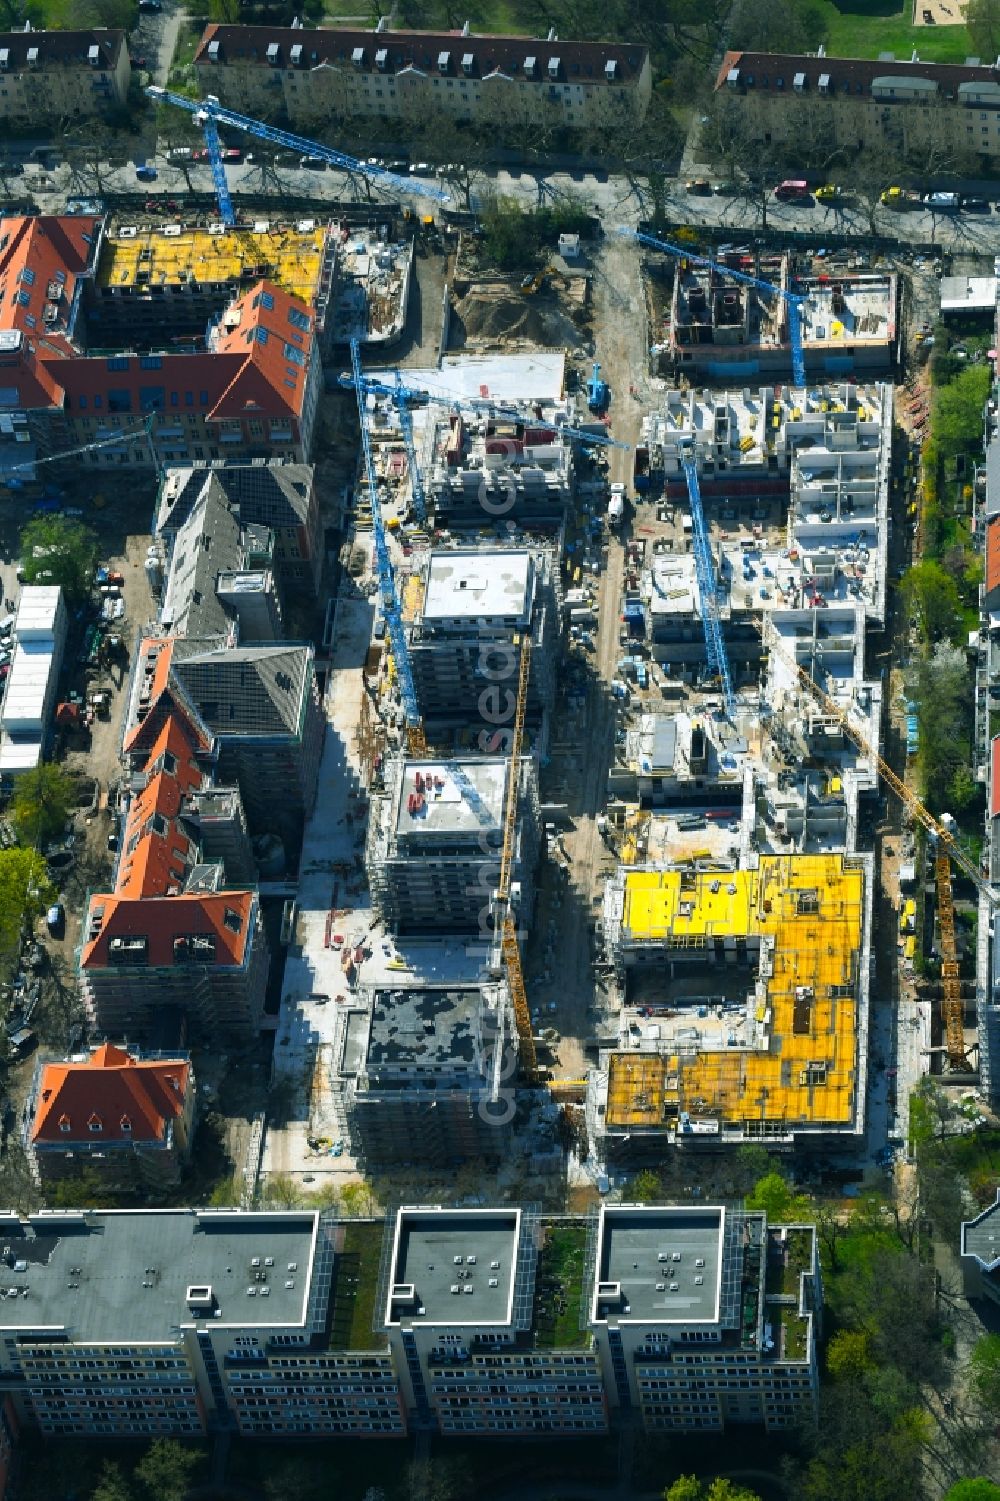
[
  {"xmin": 421, "ymin": 403, "xmax": 575, "ymax": 527},
  {"xmin": 365, "ymin": 754, "xmax": 541, "ymax": 933},
  {"xmin": 594, "ymin": 851, "xmax": 873, "ymax": 1157},
  {"xmin": 338, "ymin": 978, "xmax": 513, "ymax": 1166},
  {"xmin": 402, "ymin": 544, "xmax": 560, "ymax": 729}
]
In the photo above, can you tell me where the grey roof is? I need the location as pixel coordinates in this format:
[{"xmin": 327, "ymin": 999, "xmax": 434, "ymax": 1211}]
[
  {"xmin": 0, "ymin": 1209, "xmax": 318, "ymax": 1341},
  {"xmin": 987, "ymin": 436, "xmax": 1000, "ymax": 518},
  {"xmin": 421, "ymin": 548, "xmax": 534, "ymax": 625},
  {"xmin": 364, "ymin": 986, "xmax": 485, "ymax": 1078},
  {"xmin": 387, "ymin": 1208, "xmax": 519, "ymax": 1327},
  {"xmin": 158, "ymin": 462, "xmax": 314, "ymax": 538},
  {"xmin": 174, "ymin": 644, "xmax": 311, "ymax": 738},
  {"xmin": 962, "ymin": 1191, "xmax": 1000, "ymax": 1269},
  {"xmin": 161, "ymin": 476, "xmax": 244, "ymax": 639},
  {"xmin": 394, "ymin": 758, "xmax": 507, "ymax": 844},
  {"xmin": 593, "ymin": 1206, "xmax": 724, "ymax": 1325}
]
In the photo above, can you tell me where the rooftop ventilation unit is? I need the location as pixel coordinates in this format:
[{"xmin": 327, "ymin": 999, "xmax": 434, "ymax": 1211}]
[{"xmin": 186, "ymin": 1284, "xmax": 215, "ymax": 1313}]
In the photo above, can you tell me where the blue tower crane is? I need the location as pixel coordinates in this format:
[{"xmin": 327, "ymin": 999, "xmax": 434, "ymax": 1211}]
[
  {"xmin": 679, "ymin": 443, "xmax": 735, "ymax": 720},
  {"xmin": 392, "ymin": 375, "xmax": 428, "ymax": 526},
  {"xmin": 619, "ymin": 227, "xmax": 808, "ymax": 388},
  {"xmin": 350, "ymin": 338, "xmax": 422, "ymax": 737},
  {"xmin": 339, "ymin": 367, "xmax": 631, "ymax": 451},
  {"xmin": 147, "ymin": 86, "xmax": 449, "ymax": 228}
]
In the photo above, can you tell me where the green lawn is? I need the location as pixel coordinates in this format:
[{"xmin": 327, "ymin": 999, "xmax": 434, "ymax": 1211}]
[
  {"xmin": 532, "ymin": 1222, "xmax": 590, "ymax": 1349},
  {"xmin": 326, "ymin": 1221, "xmax": 386, "ymax": 1350},
  {"xmin": 816, "ymin": 0, "xmax": 975, "ymax": 62}
]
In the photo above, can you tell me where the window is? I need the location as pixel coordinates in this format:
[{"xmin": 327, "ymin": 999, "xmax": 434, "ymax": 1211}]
[
  {"xmin": 255, "ymin": 326, "xmax": 269, "ymax": 346},
  {"xmin": 170, "ymin": 391, "xmax": 178, "ymax": 407},
  {"xmin": 185, "ymin": 391, "xmax": 194, "ymax": 406},
  {"xmin": 140, "ymin": 355, "xmax": 162, "ymax": 370},
  {"xmin": 200, "ymin": 391, "xmax": 209, "ymax": 406},
  {"xmin": 108, "ymin": 389, "xmax": 131, "ymax": 413},
  {"xmin": 284, "ymin": 343, "xmax": 305, "ymax": 366},
  {"xmin": 287, "ymin": 306, "xmax": 309, "ymax": 331},
  {"xmin": 78, "ymin": 395, "xmax": 87, "ymax": 410},
  {"xmin": 16, "ymin": 266, "xmax": 34, "ymax": 285},
  {"xmin": 106, "ymin": 356, "xmax": 129, "ymax": 371},
  {"xmin": 93, "ymin": 395, "xmax": 102, "ymax": 409}
]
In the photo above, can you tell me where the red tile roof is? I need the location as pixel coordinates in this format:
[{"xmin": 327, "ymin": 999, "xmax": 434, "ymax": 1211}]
[
  {"xmin": 31, "ymin": 1042, "xmax": 190, "ymax": 1146},
  {"xmin": 0, "ymin": 214, "xmax": 100, "ymax": 354},
  {"xmin": 195, "ymin": 22, "xmax": 648, "ymax": 82},
  {"xmin": 987, "ymin": 516, "xmax": 1000, "ymax": 598},
  {"xmin": 209, "ymin": 280, "xmax": 315, "ymax": 420},
  {"xmin": 122, "ymin": 638, "xmax": 214, "ymax": 758},
  {"xmin": 82, "ymin": 698, "xmax": 254, "ymax": 973},
  {"xmin": 716, "ymin": 48, "xmax": 1000, "ymax": 94}
]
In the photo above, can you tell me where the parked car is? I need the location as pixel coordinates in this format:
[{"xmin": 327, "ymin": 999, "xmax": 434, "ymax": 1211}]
[
  {"xmin": 299, "ymin": 156, "xmax": 326, "ymax": 170},
  {"xmin": 46, "ymin": 903, "xmax": 65, "ymax": 936},
  {"xmin": 685, "ymin": 179, "xmax": 712, "ymax": 195},
  {"xmin": 962, "ymin": 195, "xmax": 990, "ymax": 213},
  {"xmin": 135, "ymin": 164, "xmax": 157, "ymax": 182}
]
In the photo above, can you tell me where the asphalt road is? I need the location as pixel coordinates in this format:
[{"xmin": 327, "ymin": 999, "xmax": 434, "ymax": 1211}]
[{"xmin": 21, "ymin": 149, "xmax": 1000, "ymax": 254}]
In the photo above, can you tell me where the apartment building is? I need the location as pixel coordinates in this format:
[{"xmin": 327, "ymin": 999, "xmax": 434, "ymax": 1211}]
[
  {"xmin": 590, "ymin": 1205, "xmax": 819, "ymax": 1431},
  {"xmin": 27, "ymin": 1044, "xmax": 195, "ymax": 1193},
  {"xmin": 424, "ymin": 404, "xmax": 575, "ymax": 527},
  {"xmin": 365, "ymin": 754, "xmax": 541, "ymax": 932},
  {"xmin": 384, "ymin": 1207, "xmax": 607, "ymax": 1435},
  {"xmin": 713, "ymin": 48, "xmax": 1000, "ymax": 169},
  {"xmin": 960, "ymin": 1189, "xmax": 1000, "ymax": 1307},
  {"xmin": 0, "ymin": 1204, "xmax": 820, "ymax": 1442},
  {"xmin": 0, "ymin": 27, "xmax": 129, "ymax": 125},
  {"xmin": 0, "ymin": 215, "xmax": 322, "ymax": 471},
  {"xmin": 192, "ymin": 23, "xmax": 651, "ymax": 136},
  {"xmin": 80, "ymin": 709, "xmax": 270, "ymax": 1041},
  {"xmin": 156, "ymin": 461, "xmax": 324, "ymax": 594},
  {"xmin": 122, "ymin": 634, "xmax": 324, "ymax": 847},
  {"xmin": 340, "ymin": 980, "xmax": 513, "ymax": 1166},
  {"xmin": 404, "ymin": 545, "xmax": 560, "ymax": 729}
]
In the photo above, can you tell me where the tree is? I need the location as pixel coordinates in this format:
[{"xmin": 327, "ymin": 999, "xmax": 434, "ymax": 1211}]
[
  {"xmin": 480, "ymin": 194, "xmax": 538, "ymax": 273},
  {"xmin": 340, "ymin": 1180, "xmax": 376, "ymax": 1217},
  {"xmin": 746, "ymin": 1171, "xmax": 810, "ymax": 1222},
  {"xmin": 944, "ymin": 1482, "xmax": 1000, "ymax": 1501},
  {"xmin": 259, "ymin": 1173, "xmax": 305, "ymax": 1209},
  {"xmin": 19, "ymin": 514, "xmax": 98, "ymax": 606},
  {"xmin": 632, "ymin": 1169, "xmax": 662, "ymax": 1202},
  {"xmin": 826, "ymin": 1329, "xmax": 873, "ymax": 1383},
  {"xmin": 935, "ymin": 364, "xmax": 992, "ymax": 459},
  {"xmin": 0, "ymin": 846, "xmax": 53, "ymax": 978},
  {"xmin": 968, "ymin": 1335, "xmax": 1000, "ymax": 1417},
  {"xmin": 728, "ymin": 0, "xmax": 826, "ymax": 51},
  {"xmin": 901, "ymin": 562, "xmax": 963, "ymax": 645},
  {"xmin": 12, "ymin": 762, "xmax": 75, "ymax": 848},
  {"xmin": 967, "ymin": 0, "xmax": 1000, "ymax": 60},
  {"xmin": 92, "ymin": 1461, "xmax": 133, "ymax": 1501},
  {"xmin": 133, "ymin": 1439, "xmax": 202, "ymax": 1501},
  {"xmin": 664, "ymin": 1479, "xmax": 763, "ymax": 1501}
]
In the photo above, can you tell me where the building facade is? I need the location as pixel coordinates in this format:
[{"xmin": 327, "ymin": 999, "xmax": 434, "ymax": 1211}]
[
  {"xmin": 713, "ymin": 48, "xmax": 1000, "ymax": 170},
  {"xmin": 365, "ymin": 754, "xmax": 541, "ymax": 932},
  {"xmin": 0, "ymin": 1204, "xmax": 819, "ymax": 1442},
  {"xmin": 193, "ymin": 23, "xmax": 651, "ymax": 136},
  {"xmin": 0, "ymin": 28, "xmax": 129, "ymax": 124}
]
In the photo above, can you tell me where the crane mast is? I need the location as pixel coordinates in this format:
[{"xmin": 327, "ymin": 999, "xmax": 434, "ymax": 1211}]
[{"xmin": 494, "ymin": 638, "xmax": 537, "ymax": 1084}]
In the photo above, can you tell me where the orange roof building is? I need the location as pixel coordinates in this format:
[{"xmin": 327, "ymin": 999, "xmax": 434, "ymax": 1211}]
[
  {"xmin": 0, "ymin": 216, "xmax": 321, "ymax": 479},
  {"xmin": 79, "ymin": 708, "xmax": 269, "ymax": 1041},
  {"xmin": 29, "ymin": 1042, "xmax": 195, "ymax": 1192}
]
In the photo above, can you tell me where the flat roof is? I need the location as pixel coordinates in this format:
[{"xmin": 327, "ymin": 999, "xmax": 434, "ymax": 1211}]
[
  {"xmin": 15, "ymin": 585, "xmax": 61, "ymax": 638},
  {"xmin": 374, "ymin": 350, "xmax": 565, "ymax": 405},
  {"xmin": 387, "ymin": 1207, "xmax": 520, "ymax": 1326},
  {"xmin": 99, "ymin": 223, "xmax": 328, "ymax": 306},
  {"xmin": 366, "ymin": 985, "xmax": 483, "ymax": 1073},
  {"xmin": 394, "ymin": 758, "xmax": 507, "ymax": 842},
  {"xmin": 608, "ymin": 853, "xmax": 864, "ymax": 1130},
  {"xmin": 593, "ymin": 1205, "xmax": 724, "ymax": 1325},
  {"xmin": 0, "ymin": 1209, "xmax": 319, "ymax": 1340},
  {"xmin": 422, "ymin": 549, "xmax": 533, "ymax": 623}
]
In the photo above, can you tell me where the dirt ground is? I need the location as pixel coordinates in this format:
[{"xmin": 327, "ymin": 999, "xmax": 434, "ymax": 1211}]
[{"xmin": 913, "ymin": 0, "xmax": 966, "ymax": 24}]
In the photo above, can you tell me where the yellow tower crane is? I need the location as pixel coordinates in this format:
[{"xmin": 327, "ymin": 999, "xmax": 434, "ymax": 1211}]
[
  {"xmin": 494, "ymin": 636, "xmax": 538, "ymax": 1083},
  {"xmin": 762, "ymin": 624, "xmax": 996, "ymax": 1069}
]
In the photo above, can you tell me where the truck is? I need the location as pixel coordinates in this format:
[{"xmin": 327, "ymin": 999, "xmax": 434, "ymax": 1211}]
[
  {"xmin": 880, "ymin": 186, "xmax": 920, "ymax": 210},
  {"xmin": 608, "ymin": 483, "xmax": 626, "ymax": 526}
]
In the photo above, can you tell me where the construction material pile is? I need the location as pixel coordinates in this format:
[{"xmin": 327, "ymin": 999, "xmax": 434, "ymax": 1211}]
[{"xmin": 452, "ymin": 289, "xmax": 585, "ymax": 349}]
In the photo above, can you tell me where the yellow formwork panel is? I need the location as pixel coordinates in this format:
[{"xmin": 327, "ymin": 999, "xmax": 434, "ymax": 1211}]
[
  {"xmin": 401, "ymin": 573, "xmax": 424, "ymax": 623},
  {"xmin": 99, "ymin": 225, "xmax": 328, "ymax": 305},
  {"xmin": 609, "ymin": 854, "xmax": 864, "ymax": 1131}
]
